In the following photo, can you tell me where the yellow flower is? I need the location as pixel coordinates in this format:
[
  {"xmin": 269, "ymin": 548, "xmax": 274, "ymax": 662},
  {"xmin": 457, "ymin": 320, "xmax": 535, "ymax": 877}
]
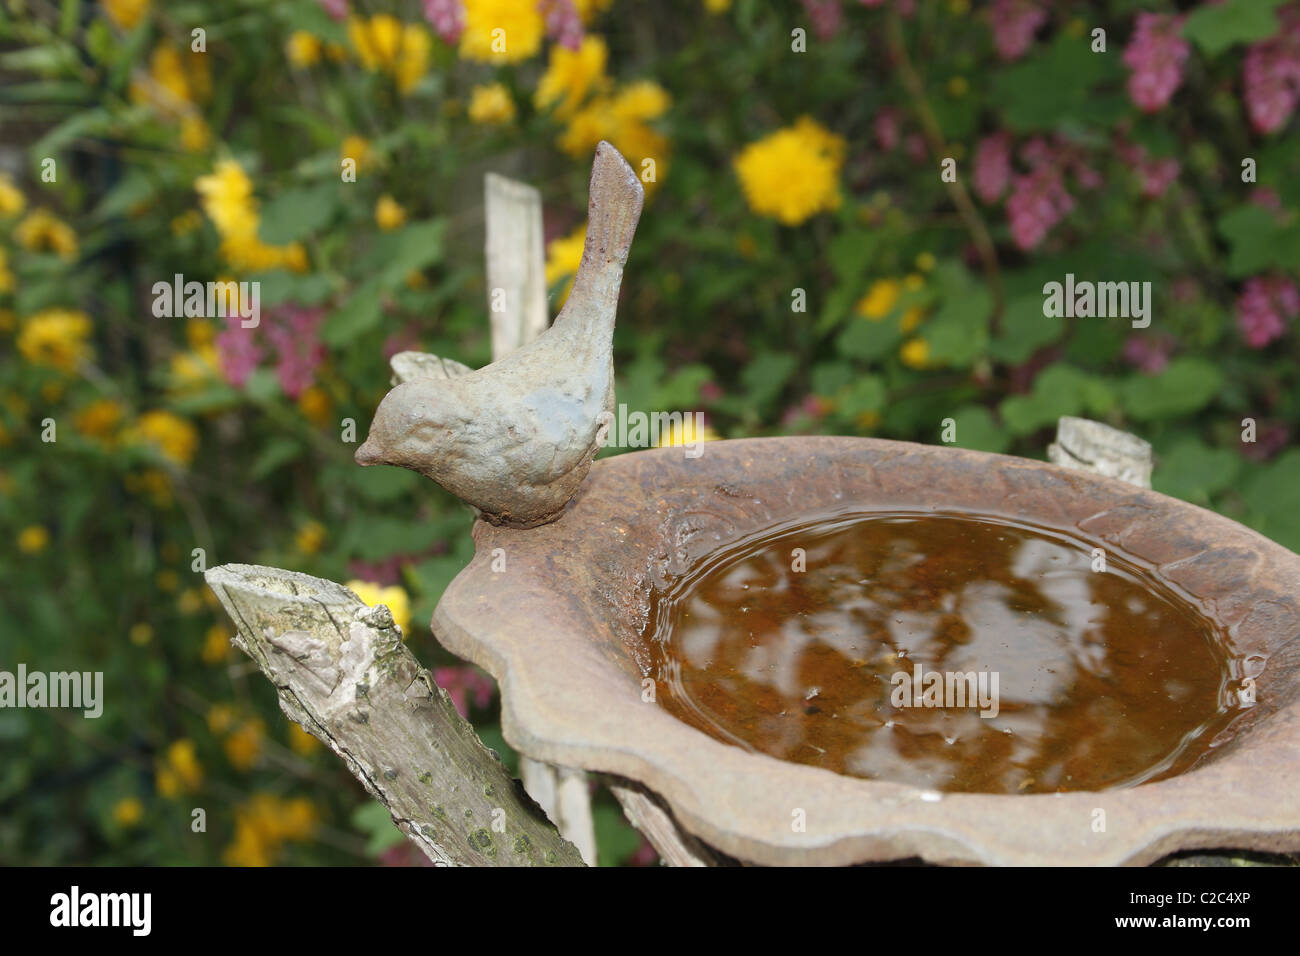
[
  {"xmin": 223, "ymin": 717, "xmax": 265, "ymax": 771},
  {"xmin": 0, "ymin": 173, "xmax": 25, "ymax": 217},
  {"xmin": 129, "ymin": 622, "xmax": 153, "ymax": 646},
  {"xmin": 131, "ymin": 410, "xmax": 199, "ymax": 467},
  {"xmin": 346, "ymin": 580, "xmax": 412, "ymax": 637},
  {"xmin": 0, "ymin": 248, "xmax": 13, "ymax": 294},
  {"xmin": 900, "ymin": 337, "xmax": 931, "ymax": 369},
  {"xmin": 348, "ymin": 17, "xmax": 429, "ymax": 91},
  {"xmin": 375, "ymin": 195, "xmax": 407, "ymax": 231},
  {"xmin": 0, "ymin": 309, "xmax": 14, "ymax": 333},
  {"xmin": 704, "ymin": 0, "xmax": 731, "ymax": 12},
  {"xmin": 901, "ymin": 307, "xmax": 925, "ymax": 332},
  {"xmin": 734, "ymin": 117, "xmax": 845, "ymax": 226},
  {"xmin": 544, "ymin": 223, "xmax": 586, "ymax": 306},
  {"xmin": 947, "ymin": 76, "xmax": 969, "ymax": 97},
  {"xmin": 223, "ymin": 794, "xmax": 318, "ymax": 866},
  {"xmin": 656, "ymin": 416, "xmax": 720, "ymax": 448},
  {"xmin": 468, "ymin": 83, "xmax": 517, "ymax": 125},
  {"xmin": 915, "ymin": 251, "xmax": 936, "ymax": 272},
  {"xmin": 460, "ymin": 0, "xmax": 544, "ymax": 63},
  {"xmin": 155, "ymin": 569, "xmax": 180, "ymax": 592},
  {"xmin": 17, "ymin": 525, "xmax": 49, "ymax": 554},
  {"xmin": 340, "ymin": 135, "xmax": 372, "ymax": 175},
  {"xmin": 177, "ymin": 587, "xmax": 204, "ymax": 614},
  {"xmin": 111, "ymin": 796, "xmax": 145, "ymax": 828},
  {"xmin": 288, "ymin": 723, "xmax": 321, "ymax": 756},
  {"xmin": 17, "ymin": 308, "xmax": 94, "ymax": 372},
  {"xmin": 856, "ymin": 279, "xmax": 901, "ymax": 320},
  {"xmin": 156, "ymin": 739, "xmax": 202, "ymax": 797},
  {"xmin": 170, "ymin": 344, "xmax": 220, "ymax": 391},
  {"xmin": 556, "ymin": 80, "xmax": 671, "ymax": 176},
  {"xmin": 186, "ymin": 317, "xmax": 215, "ymax": 348},
  {"xmin": 295, "ymin": 520, "xmax": 327, "ymax": 555},
  {"xmin": 207, "ymin": 704, "xmax": 236, "ymax": 735},
  {"xmin": 286, "ymin": 31, "xmax": 322, "ymax": 68},
  {"xmin": 612, "ymin": 81, "xmax": 671, "ymax": 123},
  {"xmin": 195, "ymin": 160, "xmax": 258, "ymax": 240},
  {"xmin": 179, "ymin": 114, "xmax": 209, "ymax": 152},
  {"xmin": 903, "ymin": 273, "xmax": 924, "ymax": 291},
  {"xmin": 125, "ymin": 469, "xmax": 173, "ymax": 509},
  {"xmin": 201, "ymin": 624, "xmax": 232, "ymax": 664},
  {"xmin": 130, "ymin": 44, "xmax": 209, "ymax": 113},
  {"xmin": 15, "ymin": 209, "xmax": 78, "ymax": 259},
  {"xmin": 536, "ymin": 36, "xmax": 607, "ymax": 118},
  {"xmin": 297, "ymin": 386, "xmax": 334, "ymax": 427},
  {"xmin": 102, "ymin": 0, "xmax": 148, "ymax": 30},
  {"xmin": 394, "ymin": 24, "xmax": 431, "ymax": 93},
  {"xmin": 948, "ymin": 0, "xmax": 971, "ymax": 13}
]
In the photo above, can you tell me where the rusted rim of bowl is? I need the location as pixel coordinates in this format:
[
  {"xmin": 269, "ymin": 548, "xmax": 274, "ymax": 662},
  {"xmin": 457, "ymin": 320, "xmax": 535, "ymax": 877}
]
[{"xmin": 432, "ymin": 436, "xmax": 1300, "ymax": 866}]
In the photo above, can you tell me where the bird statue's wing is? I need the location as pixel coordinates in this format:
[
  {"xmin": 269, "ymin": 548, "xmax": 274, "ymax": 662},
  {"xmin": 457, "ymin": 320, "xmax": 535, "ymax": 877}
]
[{"xmin": 389, "ymin": 350, "xmax": 475, "ymax": 386}]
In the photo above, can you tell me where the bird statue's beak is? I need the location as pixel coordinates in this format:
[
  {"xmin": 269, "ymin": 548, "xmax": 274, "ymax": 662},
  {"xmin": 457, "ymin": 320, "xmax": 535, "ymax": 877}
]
[{"xmin": 355, "ymin": 438, "xmax": 383, "ymax": 466}]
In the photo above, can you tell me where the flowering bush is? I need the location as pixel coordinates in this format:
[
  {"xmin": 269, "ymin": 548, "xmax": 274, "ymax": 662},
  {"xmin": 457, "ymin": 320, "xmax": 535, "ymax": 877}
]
[{"xmin": 1, "ymin": 0, "xmax": 1297, "ymax": 865}]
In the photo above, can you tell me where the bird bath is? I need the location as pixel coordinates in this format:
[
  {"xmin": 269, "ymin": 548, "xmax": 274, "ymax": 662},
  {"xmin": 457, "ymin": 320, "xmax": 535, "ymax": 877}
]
[
  {"xmin": 432, "ymin": 436, "xmax": 1300, "ymax": 866},
  {"xmin": 347, "ymin": 142, "xmax": 1300, "ymax": 865}
]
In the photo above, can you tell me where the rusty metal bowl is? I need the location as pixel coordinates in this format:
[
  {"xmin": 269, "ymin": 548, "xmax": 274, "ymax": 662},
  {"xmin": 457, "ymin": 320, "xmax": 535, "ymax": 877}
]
[{"xmin": 433, "ymin": 436, "xmax": 1300, "ymax": 865}]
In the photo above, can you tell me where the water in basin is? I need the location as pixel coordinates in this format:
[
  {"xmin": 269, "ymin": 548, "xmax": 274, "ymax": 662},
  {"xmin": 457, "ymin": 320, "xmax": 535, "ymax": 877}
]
[{"xmin": 648, "ymin": 511, "xmax": 1243, "ymax": 794}]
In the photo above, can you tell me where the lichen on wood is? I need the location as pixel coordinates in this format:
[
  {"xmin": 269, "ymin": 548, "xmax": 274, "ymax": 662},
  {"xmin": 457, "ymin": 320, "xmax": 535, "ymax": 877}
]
[{"xmin": 205, "ymin": 563, "xmax": 585, "ymax": 867}]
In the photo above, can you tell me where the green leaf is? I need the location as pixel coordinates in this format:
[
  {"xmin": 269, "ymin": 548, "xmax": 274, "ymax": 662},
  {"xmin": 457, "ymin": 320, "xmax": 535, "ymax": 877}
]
[
  {"xmin": 999, "ymin": 364, "xmax": 1093, "ymax": 435},
  {"xmin": 322, "ymin": 278, "xmax": 383, "ymax": 346},
  {"xmin": 740, "ymin": 351, "xmax": 797, "ymax": 409},
  {"xmin": 1120, "ymin": 358, "xmax": 1222, "ymax": 421},
  {"xmin": 835, "ymin": 374, "xmax": 886, "ymax": 416},
  {"xmin": 351, "ymin": 801, "xmax": 407, "ymax": 854},
  {"xmin": 1241, "ymin": 450, "xmax": 1300, "ymax": 552},
  {"xmin": 989, "ymin": 33, "xmax": 1124, "ymax": 132},
  {"xmin": 1152, "ymin": 440, "xmax": 1241, "ymax": 505},
  {"xmin": 258, "ymin": 184, "xmax": 339, "ymax": 244},
  {"xmin": 1183, "ymin": 0, "xmax": 1286, "ymax": 57},
  {"xmin": 811, "ymin": 361, "xmax": 855, "ymax": 396},
  {"xmin": 359, "ymin": 219, "xmax": 448, "ymax": 289},
  {"xmin": 836, "ymin": 315, "xmax": 901, "ymax": 360},
  {"xmin": 1216, "ymin": 205, "xmax": 1300, "ymax": 276},
  {"xmin": 947, "ymin": 405, "xmax": 1010, "ymax": 453},
  {"xmin": 249, "ymin": 437, "xmax": 303, "ymax": 479},
  {"xmin": 653, "ymin": 363, "xmax": 713, "ymax": 409},
  {"xmin": 990, "ymin": 295, "xmax": 1062, "ymax": 364},
  {"xmin": 594, "ymin": 802, "xmax": 645, "ymax": 867},
  {"xmin": 924, "ymin": 287, "xmax": 991, "ymax": 367}
]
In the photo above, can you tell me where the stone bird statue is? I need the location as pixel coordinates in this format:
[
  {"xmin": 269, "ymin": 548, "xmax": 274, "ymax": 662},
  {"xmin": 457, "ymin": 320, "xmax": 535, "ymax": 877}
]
[{"xmin": 354, "ymin": 141, "xmax": 645, "ymax": 528}]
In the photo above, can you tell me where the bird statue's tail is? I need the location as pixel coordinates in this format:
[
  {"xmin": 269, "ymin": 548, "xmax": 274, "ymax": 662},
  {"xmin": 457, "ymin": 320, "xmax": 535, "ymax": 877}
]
[{"xmin": 552, "ymin": 142, "xmax": 645, "ymax": 343}]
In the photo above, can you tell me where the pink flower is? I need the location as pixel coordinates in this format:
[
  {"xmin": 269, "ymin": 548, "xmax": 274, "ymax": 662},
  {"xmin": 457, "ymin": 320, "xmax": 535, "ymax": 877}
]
[
  {"xmin": 433, "ymin": 666, "xmax": 497, "ymax": 718},
  {"xmin": 423, "ymin": 0, "xmax": 465, "ymax": 44},
  {"xmin": 1242, "ymin": 4, "xmax": 1300, "ymax": 133},
  {"xmin": 216, "ymin": 314, "xmax": 264, "ymax": 388},
  {"xmin": 1117, "ymin": 142, "xmax": 1179, "ymax": 198},
  {"xmin": 1243, "ymin": 422, "xmax": 1291, "ymax": 462},
  {"xmin": 1006, "ymin": 165, "xmax": 1073, "ymax": 250},
  {"xmin": 538, "ymin": 0, "xmax": 582, "ymax": 51},
  {"xmin": 264, "ymin": 306, "xmax": 326, "ymax": 399},
  {"xmin": 874, "ymin": 108, "xmax": 900, "ymax": 152},
  {"xmin": 1236, "ymin": 275, "xmax": 1299, "ymax": 348},
  {"xmin": 1122, "ymin": 13, "xmax": 1189, "ymax": 112},
  {"xmin": 802, "ymin": 0, "xmax": 844, "ymax": 41},
  {"xmin": 317, "ymin": 0, "xmax": 348, "ymax": 21},
  {"xmin": 1122, "ymin": 334, "xmax": 1173, "ymax": 375},
  {"xmin": 989, "ymin": 0, "xmax": 1047, "ymax": 61},
  {"xmin": 973, "ymin": 133, "xmax": 1012, "ymax": 203}
]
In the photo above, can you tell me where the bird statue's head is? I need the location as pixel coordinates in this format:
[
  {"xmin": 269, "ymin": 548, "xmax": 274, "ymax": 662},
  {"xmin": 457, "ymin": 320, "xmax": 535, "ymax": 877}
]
[{"xmin": 354, "ymin": 381, "xmax": 451, "ymax": 479}]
